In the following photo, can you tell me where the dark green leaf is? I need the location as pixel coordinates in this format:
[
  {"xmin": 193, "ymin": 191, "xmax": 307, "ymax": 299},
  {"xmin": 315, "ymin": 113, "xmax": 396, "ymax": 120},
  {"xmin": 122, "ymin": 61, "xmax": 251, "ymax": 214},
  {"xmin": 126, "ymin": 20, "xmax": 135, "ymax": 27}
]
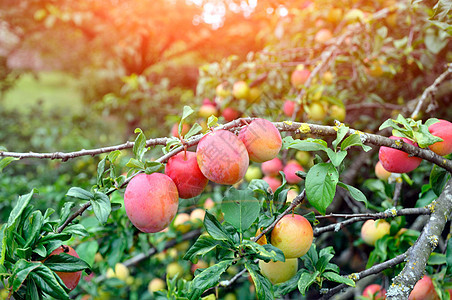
[
  {"xmin": 446, "ymin": 238, "xmax": 452, "ymax": 269},
  {"xmin": 144, "ymin": 161, "xmax": 164, "ymax": 174},
  {"xmin": 427, "ymin": 253, "xmax": 446, "ymax": 265},
  {"xmin": 305, "ymin": 163, "xmax": 338, "ymax": 215},
  {"xmin": 189, "ymin": 260, "xmax": 232, "ymax": 299},
  {"xmin": 246, "ymin": 262, "xmax": 274, "ymax": 300},
  {"xmin": 61, "ymin": 224, "xmax": 88, "ymax": 237},
  {"xmin": 23, "ymin": 211, "xmax": 43, "ymax": 248},
  {"xmin": 241, "ymin": 240, "xmax": 285, "ymax": 262},
  {"xmin": 133, "ymin": 128, "xmax": 147, "ymax": 160},
  {"xmin": 337, "ymin": 182, "xmax": 368, "ymax": 207},
  {"xmin": 430, "ymin": 165, "xmax": 451, "ymax": 197},
  {"xmin": 97, "ymin": 157, "xmax": 107, "ymax": 186},
  {"xmin": 58, "ymin": 202, "xmax": 75, "ymax": 227},
  {"xmin": 340, "ymin": 134, "xmax": 372, "ymax": 152},
  {"xmin": 323, "ymin": 272, "xmax": 355, "ymax": 287},
  {"xmin": 43, "ymin": 252, "xmax": 90, "ymax": 272},
  {"xmin": 29, "ymin": 264, "xmax": 70, "ymax": 299},
  {"xmin": 183, "ymin": 235, "xmax": 220, "ymax": 263},
  {"xmin": 90, "ymin": 192, "xmax": 111, "ymax": 225},
  {"xmin": 66, "ymin": 187, "xmax": 93, "ymax": 201},
  {"xmin": 248, "ymin": 179, "xmax": 271, "ymax": 195},
  {"xmin": 332, "ymin": 125, "xmax": 349, "ymax": 149},
  {"xmin": 222, "ymin": 188, "xmax": 260, "ymax": 233},
  {"xmin": 274, "ymin": 269, "xmax": 302, "ymax": 298},
  {"xmin": 11, "ymin": 259, "xmax": 40, "ymax": 292},
  {"xmin": 203, "ymin": 211, "xmax": 234, "ymax": 243},
  {"xmin": 298, "ymin": 270, "xmax": 319, "ymax": 296}
]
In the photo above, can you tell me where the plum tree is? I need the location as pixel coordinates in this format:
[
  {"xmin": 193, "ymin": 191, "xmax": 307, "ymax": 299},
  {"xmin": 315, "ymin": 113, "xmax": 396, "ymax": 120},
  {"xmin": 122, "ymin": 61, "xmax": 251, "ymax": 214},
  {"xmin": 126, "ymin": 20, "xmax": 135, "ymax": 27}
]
[
  {"xmin": 283, "ymin": 160, "xmax": 304, "ymax": 184},
  {"xmin": 261, "ymin": 157, "xmax": 283, "ymax": 176},
  {"xmin": 361, "ymin": 219, "xmax": 390, "ymax": 246},
  {"xmin": 124, "ymin": 173, "xmax": 179, "ymax": 233},
  {"xmin": 258, "ymin": 258, "xmax": 298, "ymax": 284},
  {"xmin": 428, "ymin": 119, "xmax": 452, "ymax": 156},
  {"xmin": 238, "ymin": 118, "xmax": 282, "ymax": 163},
  {"xmin": 379, "ymin": 136, "xmax": 422, "ymax": 173},
  {"xmin": 196, "ymin": 130, "xmax": 249, "ymax": 185},
  {"xmin": 408, "ymin": 275, "xmax": 439, "ymax": 300},
  {"xmin": 271, "ymin": 214, "xmax": 313, "ymax": 258},
  {"xmin": 46, "ymin": 246, "xmax": 82, "ymax": 291},
  {"xmin": 375, "ymin": 161, "xmax": 392, "ymax": 181},
  {"xmin": 362, "ymin": 284, "xmax": 386, "ymax": 300},
  {"xmin": 165, "ymin": 151, "xmax": 209, "ymax": 199}
]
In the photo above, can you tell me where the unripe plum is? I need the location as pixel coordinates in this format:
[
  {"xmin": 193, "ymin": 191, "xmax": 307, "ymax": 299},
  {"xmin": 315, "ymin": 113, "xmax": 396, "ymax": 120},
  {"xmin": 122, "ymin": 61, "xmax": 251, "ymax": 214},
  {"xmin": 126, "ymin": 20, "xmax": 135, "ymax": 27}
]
[
  {"xmin": 295, "ymin": 151, "xmax": 312, "ymax": 166},
  {"xmin": 308, "ymin": 102, "xmax": 327, "ymax": 121},
  {"xmin": 232, "ymin": 81, "xmax": 250, "ymax": 99},
  {"xmin": 196, "ymin": 130, "xmax": 249, "ymax": 185},
  {"xmin": 261, "ymin": 157, "xmax": 283, "ymax": 176},
  {"xmin": 360, "ymin": 219, "xmax": 390, "ymax": 246},
  {"xmin": 216, "ymin": 83, "xmax": 230, "ymax": 98},
  {"xmin": 263, "ymin": 176, "xmax": 282, "ymax": 192},
  {"xmin": 362, "ymin": 284, "xmax": 386, "ymax": 299},
  {"xmin": 283, "ymin": 160, "xmax": 304, "ymax": 184},
  {"xmin": 379, "ymin": 136, "xmax": 422, "ymax": 173},
  {"xmin": 238, "ymin": 118, "xmax": 282, "ymax": 163},
  {"xmin": 165, "ymin": 151, "xmax": 208, "ymax": 199},
  {"xmin": 173, "ymin": 213, "xmax": 191, "ymax": 233},
  {"xmin": 375, "ymin": 161, "xmax": 392, "ymax": 181},
  {"xmin": 190, "ymin": 208, "xmax": 206, "ymax": 223},
  {"xmin": 148, "ymin": 278, "xmax": 166, "ymax": 293},
  {"xmin": 428, "ymin": 119, "xmax": 452, "ymax": 156},
  {"xmin": 247, "ymin": 87, "xmax": 261, "ymax": 103},
  {"xmin": 166, "ymin": 262, "xmax": 184, "ymax": 279},
  {"xmin": 245, "ymin": 165, "xmax": 263, "ymax": 181},
  {"xmin": 271, "ymin": 214, "xmax": 313, "ymax": 258},
  {"xmin": 46, "ymin": 246, "xmax": 82, "ymax": 291},
  {"xmin": 124, "ymin": 173, "xmax": 179, "ymax": 233},
  {"xmin": 330, "ymin": 105, "xmax": 346, "ymax": 122},
  {"xmin": 258, "ymin": 258, "xmax": 298, "ymax": 284},
  {"xmin": 408, "ymin": 275, "xmax": 439, "ymax": 300}
]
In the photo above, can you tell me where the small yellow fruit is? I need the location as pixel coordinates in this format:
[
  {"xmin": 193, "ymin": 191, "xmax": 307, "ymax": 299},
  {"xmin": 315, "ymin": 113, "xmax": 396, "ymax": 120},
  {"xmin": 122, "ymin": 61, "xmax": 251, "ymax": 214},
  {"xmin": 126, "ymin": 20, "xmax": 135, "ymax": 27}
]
[
  {"xmin": 308, "ymin": 102, "xmax": 327, "ymax": 121},
  {"xmin": 259, "ymin": 259, "xmax": 298, "ymax": 284},
  {"xmin": 174, "ymin": 213, "xmax": 191, "ymax": 233},
  {"xmin": 330, "ymin": 105, "xmax": 346, "ymax": 122},
  {"xmin": 114, "ymin": 263, "xmax": 130, "ymax": 281},
  {"xmin": 148, "ymin": 278, "xmax": 166, "ymax": 293},
  {"xmin": 166, "ymin": 262, "xmax": 184, "ymax": 278}
]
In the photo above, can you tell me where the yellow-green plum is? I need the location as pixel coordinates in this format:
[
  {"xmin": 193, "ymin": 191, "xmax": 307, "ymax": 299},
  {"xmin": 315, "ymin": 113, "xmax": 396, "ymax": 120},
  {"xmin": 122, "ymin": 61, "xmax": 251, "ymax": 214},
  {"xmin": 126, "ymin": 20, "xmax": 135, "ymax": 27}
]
[
  {"xmin": 360, "ymin": 219, "xmax": 390, "ymax": 246},
  {"xmin": 199, "ymin": 99, "xmax": 218, "ymax": 119},
  {"xmin": 124, "ymin": 173, "xmax": 179, "ymax": 233},
  {"xmin": 247, "ymin": 87, "xmax": 261, "ymax": 103},
  {"xmin": 216, "ymin": 83, "xmax": 230, "ymax": 98},
  {"xmin": 283, "ymin": 160, "xmax": 304, "ymax": 184},
  {"xmin": 375, "ymin": 161, "xmax": 392, "ymax": 181},
  {"xmin": 173, "ymin": 213, "xmax": 191, "ymax": 233},
  {"xmin": 261, "ymin": 157, "xmax": 284, "ymax": 177},
  {"xmin": 295, "ymin": 151, "xmax": 312, "ymax": 167},
  {"xmin": 258, "ymin": 258, "xmax": 298, "ymax": 284},
  {"xmin": 46, "ymin": 246, "xmax": 82, "ymax": 291},
  {"xmin": 166, "ymin": 262, "xmax": 184, "ymax": 279},
  {"xmin": 165, "ymin": 151, "xmax": 208, "ymax": 199},
  {"xmin": 245, "ymin": 165, "xmax": 263, "ymax": 182},
  {"xmin": 308, "ymin": 102, "xmax": 327, "ymax": 121},
  {"xmin": 196, "ymin": 130, "xmax": 249, "ymax": 185},
  {"xmin": 379, "ymin": 136, "xmax": 422, "ymax": 173},
  {"xmin": 148, "ymin": 278, "xmax": 166, "ymax": 293},
  {"xmin": 408, "ymin": 275, "xmax": 439, "ymax": 300},
  {"xmin": 190, "ymin": 208, "xmax": 206, "ymax": 223},
  {"xmin": 330, "ymin": 105, "xmax": 346, "ymax": 122},
  {"xmin": 428, "ymin": 119, "xmax": 452, "ymax": 156},
  {"xmin": 232, "ymin": 81, "xmax": 250, "ymax": 99},
  {"xmin": 271, "ymin": 214, "xmax": 313, "ymax": 258},
  {"xmin": 238, "ymin": 118, "xmax": 282, "ymax": 163}
]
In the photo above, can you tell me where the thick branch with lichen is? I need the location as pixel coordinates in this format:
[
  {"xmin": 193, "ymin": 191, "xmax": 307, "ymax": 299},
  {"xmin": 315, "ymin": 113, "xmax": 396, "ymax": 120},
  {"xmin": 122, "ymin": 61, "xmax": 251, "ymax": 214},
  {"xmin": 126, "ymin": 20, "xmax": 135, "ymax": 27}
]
[{"xmin": 386, "ymin": 178, "xmax": 452, "ymax": 299}]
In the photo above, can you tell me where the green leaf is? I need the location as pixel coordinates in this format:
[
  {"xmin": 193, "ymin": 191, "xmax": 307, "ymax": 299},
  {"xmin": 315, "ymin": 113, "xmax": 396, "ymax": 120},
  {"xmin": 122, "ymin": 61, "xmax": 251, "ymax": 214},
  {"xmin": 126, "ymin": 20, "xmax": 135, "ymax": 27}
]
[
  {"xmin": 446, "ymin": 238, "xmax": 452, "ymax": 269},
  {"xmin": 107, "ymin": 150, "xmax": 121, "ymax": 163},
  {"xmin": 11, "ymin": 259, "xmax": 40, "ymax": 292},
  {"xmin": 221, "ymin": 188, "xmax": 260, "ymax": 233},
  {"xmin": 23, "ymin": 211, "xmax": 44, "ymax": 248},
  {"xmin": 183, "ymin": 235, "xmax": 220, "ymax": 263},
  {"xmin": 29, "ymin": 264, "xmax": 70, "ymax": 299},
  {"xmin": 133, "ymin": 128, "xmax": 147, "ymax": 160},
  {"xmin": 286, "ymin": 138, "xmax": 328, "ymax": 152},
  {"xmin": 337, "ymin": 182, "xmax": 368, "ymax": 207},
  {"xmin": 332, "ymin": 125, "xmax": 349, "ymax": 149},
  {"xmin": 340, "ymin": 134, "xmax": 372, "ymax": 152},
  {"xmin": 203, "ymin": 211, "xmax": 234, "ymax": 243},
  {"xmin": 181, "ymin": 105, "xmax": 194, "ymax": 121},
  {"xmin": 326, "ymin": 149, "xmax": 347, "ymax": 167},
  {"xmin": 90, "ymin": 192, "xmax": 111, "ymax": 225},
  {"xmin": 74, "ymin": 241, "xmax": 98, "ymax": 267},
  {"xmin": 126, "ymin": 158, "xmax": 145, "ymax": 170},
  {"xmin": 144, "ymin": 161, "xmax": 164, "ymax": 174},
  {"xmin": 241, "ymin": 240, "xmax": 285, "ymax": 262},
  {"xmin": 207, "ymin": 115, "xmax": 218, "ymax": 127},
  {"xmin": 66, "ymin": 187, "xmax": 93, "ymax": 201},
  {"xmin": 97, "ymin": 157, "xmax": 107, "ymax": 186},
  {"xmin": 298, "ymin": 270, "xmax": 319, "ymax": 296},
  {"xmin": 305, "ymin": 163, "xmax": 338, "ymax": 215},
  {"xmin": 58, "ymin": 202, "xmax": 75, "ymax": 227},
  {"xmin": 189, "ymin": 260, "xmax": 233, "ymax": 299},
  {"xmin": 184, "ymin": 123, "xmax": 202, "ymax": 139},
  {"xmin": 0, "ymin": 157, "xmax": 18, "ymax": 172},
  {"xmin": 427, "ymin": 253, "xmax": 446, "ymax": 265},
  {"xmin": 429, "ymin": 164, "xmax": 450, "ymax": 197},
  {"xmin": 246, "ymin": 262, "xmax": 274, "ymax": 300},
  {"xmin": 274, "ymin": 269, "xmax": 302, "ymax": 298},
  {"xmin": 248, "ymin": 179, "xmax": 271, "ymax": 195},
  {"xmin": 323, "ymin": 272, "xmax": 355, "ymax": 287},
  {"xmin": 43, "ymin": 252, "xmax": 90, "ymax": 272},
  {"xmin": 413, "ymin": 121, "xmax": 443, "ymax": 148}
]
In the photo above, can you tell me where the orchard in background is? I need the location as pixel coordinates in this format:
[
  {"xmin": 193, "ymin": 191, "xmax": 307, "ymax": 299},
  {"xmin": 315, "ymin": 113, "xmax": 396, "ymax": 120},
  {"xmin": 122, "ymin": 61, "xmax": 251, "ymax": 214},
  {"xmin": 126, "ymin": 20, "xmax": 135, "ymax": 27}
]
[{"xmin": 0, "ymin": 0, "xmax": 452, "ymax": 299}]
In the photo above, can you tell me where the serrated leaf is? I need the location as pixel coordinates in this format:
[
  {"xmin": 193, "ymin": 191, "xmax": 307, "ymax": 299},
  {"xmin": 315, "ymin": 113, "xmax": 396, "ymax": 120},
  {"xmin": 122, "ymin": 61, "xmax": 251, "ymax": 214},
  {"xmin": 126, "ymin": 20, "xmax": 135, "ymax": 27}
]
[
  {"xmin": 11, "ymin": 259, "xmax": 40, "ymax": 292},
  {"xmin": 337, "ymin": 182, "xmax": 368, "ymax": 207},
  {"xmin": 246, "ymin": 262, "xmax": 274, "ymax": 300},
  {"xmin": 286, "ymin": 138, "xmax": 328, "ymax": 152},
  {"xmin": 298, "ymin": 270, "xmax": 319, "ymax": 296},
  {"xmin": 90, "ymin": 192, "xmax": 111, "ymax": 225},
  {"xmin": 107, "ymin": 150, "xmax": 121, "ymax": 163},
  {"xmin": 340, "ymin": 134, "xmax": 372, "ymax": 152},
  {"xmin": 413, "ymin": 124, "xmax": 443, "ymax": 148},
  {"xmin": 222, "ymin": 188, "xmax": 259, "ymax": 233},
  {"xmin": 203, "ymin": 211, "xmax": 234, "ymax": 243},
  {"xmin": 0, "ymin": 157, "xmax": 18, "ymax": 172},
  {"xmin": 305, "ymin": 163, "xmax": 338, "ymax": 215},
  {"xmin": 183, "ymin": 235, "xmax": 221, "ymax": 263},
  {"xmin": 323, "ymin": 272, "xmax": 355, "ymax": 287},
  {"xmin": 326, "ymin": 149, "xmax": 347, "ymax": 167},
  {"xmin": 189, "ymin": 260, "xmax": 232, "ymax": 299},
  {"xmin": 125, "ymin": 158, "xmax": 145, "ymax": 170},
  {"xmin": 66, "ymin": 187, "xmax": 93, "ymax": 201}
]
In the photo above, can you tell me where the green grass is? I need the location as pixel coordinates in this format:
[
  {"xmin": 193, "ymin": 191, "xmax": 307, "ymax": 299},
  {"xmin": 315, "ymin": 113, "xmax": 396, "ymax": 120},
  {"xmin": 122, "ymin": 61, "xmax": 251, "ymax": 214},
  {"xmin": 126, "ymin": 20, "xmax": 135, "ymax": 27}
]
[{"xmin": 3, "ymin": 71, "xmax": 83, "ymax": 113}]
